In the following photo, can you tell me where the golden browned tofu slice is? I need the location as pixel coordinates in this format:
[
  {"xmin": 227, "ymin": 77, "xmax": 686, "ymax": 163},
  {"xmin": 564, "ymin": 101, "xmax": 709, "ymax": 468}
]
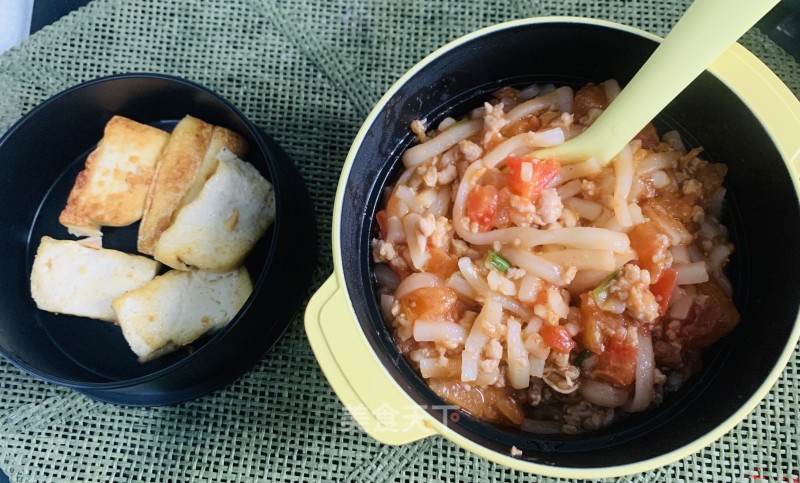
[
  {"xmin": 153, "ymin": 148, "xmax": 274, "ymax": 272},
  {"xmin": 181, "ymin": 125, "xmax": 249, "ymax": 209},
  {"xmin": 112, "ymin": 267, "xmax": 252, "ymax": 362},
  {"xmin": 58, "ymin": 116, "xmax": 170, "ymax": 237},
  {"xmin": 137, "ymin": 116, "xmax": 247, "ymax": 255},
  {"xmin": 30, "ymin": 236, "xmax": 159, "ymax": 321}
]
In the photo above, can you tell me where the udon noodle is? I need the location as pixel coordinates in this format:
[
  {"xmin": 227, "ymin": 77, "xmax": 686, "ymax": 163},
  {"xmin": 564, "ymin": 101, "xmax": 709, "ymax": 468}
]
[{"xmin": 372, "ymin": 81, "xmax": 740, "ymax": 433}]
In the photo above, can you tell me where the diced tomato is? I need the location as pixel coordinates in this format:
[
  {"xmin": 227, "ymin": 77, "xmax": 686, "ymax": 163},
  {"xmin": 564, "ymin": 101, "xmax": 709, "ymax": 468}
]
[
  {"xmin": 399, "ymin": 287, "xmax": 459, "ymax": 322},
  {"xmin": 579, "ymin": 292, "xmax": 625, "ymax": 353},
  {"xmin": 424, "ymin": 247, "xmax": 459, "ymax": 279},
  {"xmin": 594, "ymin": 335, "xmax": 637, "ymax": 386},
  {"xmin": 466, "ymin": 185, "xmax": 499, "ymax": 232},
  {"xmin": 634, "ymin": 122, "xmax": 660, "ymax": 149},
  {"xmin": 540, "ymin": 324, "xmax": 576, "ymax": 354},
  {"xmin": 492, "ymin": 187, "xmax": 512, "ymax": 229},
  {"xmin": 648, "ymin": 194, "xmax": 696, "ymax": 225},
  {"xmin": 505, "ymin": 156, "xmax": 559, "ymax": 201},
  {"xmin": 428, "ymin": 378, "xmax": 523, "ymax": 425},
  {"xmin": 375, "ymin": 209, "xmax": 388, "ymax": 238},
  {"xmin": 650, "ymin": 268, "xmax": 677, "ymax": 315},
  {"xmin": 677, "ymin": 280, "xmax": 740, "ymax": 350},
  {"xmin": 628, "ymin": 221, "xmax": 669, "ymax": 282}
]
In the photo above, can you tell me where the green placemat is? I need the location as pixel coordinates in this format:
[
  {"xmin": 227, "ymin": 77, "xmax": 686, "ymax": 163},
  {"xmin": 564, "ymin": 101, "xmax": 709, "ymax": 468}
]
[{"xmin": 1, "ymin": 1, "xmax": 798, "ymax": 482}]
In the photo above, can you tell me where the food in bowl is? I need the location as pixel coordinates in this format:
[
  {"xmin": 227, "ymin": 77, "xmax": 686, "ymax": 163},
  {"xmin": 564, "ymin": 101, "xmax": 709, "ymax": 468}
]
[
  {"xmin": 30, "ymin": 114, "xmax": 275, "ymax": 362},
  {"xmin": 372, "ymin": 80, "xmax": 739, "ymax": 433}
]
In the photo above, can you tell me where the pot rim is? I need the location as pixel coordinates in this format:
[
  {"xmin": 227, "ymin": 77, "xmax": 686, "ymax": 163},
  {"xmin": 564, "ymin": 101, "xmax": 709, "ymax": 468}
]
[{"xmin": 329, "ymin": 17, "xmax": 800, "ymax": 478}]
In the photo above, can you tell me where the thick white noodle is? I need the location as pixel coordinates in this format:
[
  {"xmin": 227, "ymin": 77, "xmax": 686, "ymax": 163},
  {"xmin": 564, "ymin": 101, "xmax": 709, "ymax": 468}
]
[
  {"xmin": 669, "ymin": 245, "xmax": 691, "ymax": 264},
  {"xmin": 538, "ymin": 249, "xmax": 617, "ymax": 271},
  {"xmin": 427, "ymin": 186, "xmax": 451, "ymax": 217},
  {"xmin": 453, "ymin": 220, "xmax": 632, "ymax": 253},
  {"xmin": 420, "ymin": 357, "xmax": 461, "ymax": 378},
  {"xmin": 580, "ymin": 379, "xmax": 629, "ymax": 408},
  {"xmin": 613, "ymin": 145, "xmax": 634, "ymax": 227},
  {"xmin": 550, "ymin": 158, "xmax": 602, "ymax": 187},
  {"xmin": 500, "ymin": 247, "xmax": 569, "ymax": 286},
  {"xmin": 374, "ymin": 263, "xmax": 400, "ymax": 290},
  {"xmin": 395, "ymin": 186, "xmax": 424, "ymax": 213},
  {"xmin": 461, "ymin": 298, "xmax": 500, "ymax": 381},
  {"xmin": 517, "ymin": 274, "xmax": 543, "ymax": 303},
  {"xmin": 625, "ymin": 333, "xmax": 655, "ymax": 412},
  {"xmin": 413, "ymin": 320, "xmax": 468, "ymax": 345},
  {"xmin": 457, "ymin": 257, "xmax": 532, "ymax": 318},
  {"xmin": 628, "ymin": 203, "xmax": 645, "ymax": 225},
  {"xmin": 506, "ymin": 318, "xmax": 531, "ymax": 389},
  {"xmin": 603, "ymin": 79, "xmax": 621, "ymax": 102},
  {"xmin": 568, "ymin": 269, "xmax": 612, "ymax": 296},
  {"xmin": 668, "ymin": 287, "xmax": 695, "ymax": 320},
  {"xmin": 564, "ymin": 197, "xmax": 603, "ymax": 221},
  {"xmin": 403, "ymin": 213, "xmax": 430, "ymax": 270},
  {"xmin": 481, "ymin": 128, "xmax": 565, "ymax": 168},
  {"xmin": 528, "ymin": 355, "xmax": 547, "ymax": 378},
  {"xmin": 556, "ymin": 179, "xmax": 582, "ymax": 200},
  {"xmin": 674, "ymin": 262, "xmax": 709, "ymax": 285},
  {"xmin": 506, "ymin": 86, "xmax": 573, "ymax": 125},
  {"xmin": 446, "ymin": 272, "xmax": 477, "ymax": 300},
  {"xmin": 517, "ymin": 84, "xmax": 543, "ymax": 101},
  {"xmin": 402, "ymin": 118, "xmax": 483, "ymax": 167},
  {"xmin": 637, "ymin": 151, "xmax": 680, "ymax": 175},
  {"xmin": 380, "ymin": 293, "xmax": 395, "ymax": 321},
  {"xmin": 394, "ymin": 272, "xmax": 443, "ymax": 299},
  {"xmin": 385, "ymin": 215, "xmax": 405, "ymax": 243}
]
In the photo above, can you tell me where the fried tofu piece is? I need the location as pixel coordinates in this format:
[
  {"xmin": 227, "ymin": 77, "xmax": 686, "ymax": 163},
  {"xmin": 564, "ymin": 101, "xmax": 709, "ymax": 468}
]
[
  {"xmin": 112, "ymin": 267, "xmax": 252, "ymax": 362},
  {"xmin": 59, "ymin": 116, "xmax": 170, "ymax": 237},
  {"xmin": 182, "ymin": 125, "xmax": 249, "ymax": 209},
  {"xmin": 153, "ymin": 148, "xmax": 275, "ymax": 272},
  {"xmin": 137, "ymin": 117, "xmax": 248, "ymax": 255},
  {"xmin": 30, "ymin": 236, "xmax": 159, "ymax": 321}
]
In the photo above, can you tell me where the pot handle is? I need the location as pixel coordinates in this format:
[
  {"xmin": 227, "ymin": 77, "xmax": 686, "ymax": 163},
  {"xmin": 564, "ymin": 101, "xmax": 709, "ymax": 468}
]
[{"xmin": 305, "ymin": 275, "xmax": 437, "ymax": 445}]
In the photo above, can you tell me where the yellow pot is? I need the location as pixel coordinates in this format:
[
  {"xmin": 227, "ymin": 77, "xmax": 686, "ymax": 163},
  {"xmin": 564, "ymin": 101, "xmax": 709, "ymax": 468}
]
[{"xmin": 305, "ymin": 17, "xmax": 800, "ymax": 478}]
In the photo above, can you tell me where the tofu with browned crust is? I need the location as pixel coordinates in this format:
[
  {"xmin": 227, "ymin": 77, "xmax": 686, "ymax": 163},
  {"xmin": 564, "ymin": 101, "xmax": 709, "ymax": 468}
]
[
  {"xmin": 30, "ymin": 236, "xmax": 159, "ymax": 321},
  {"xmin": 112, "ymin": 267, "xmax": 252, "ymax": 362},
  {"xmin": 153, "ymin": 148, "xmax": 274, "ymax": 272},
  {"xmin": 137, "ymin": 117, "xmax": 249, "ymax": 255},
  {"xmin": 58, "ymin": 116, "xmax": 170, "ymax": 237}
]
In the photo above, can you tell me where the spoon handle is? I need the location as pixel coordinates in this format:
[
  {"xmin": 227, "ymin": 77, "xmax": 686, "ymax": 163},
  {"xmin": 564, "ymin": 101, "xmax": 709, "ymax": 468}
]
[{"xmin": 536, "ymin": 0, "xmax": 780, "ymax": 164}]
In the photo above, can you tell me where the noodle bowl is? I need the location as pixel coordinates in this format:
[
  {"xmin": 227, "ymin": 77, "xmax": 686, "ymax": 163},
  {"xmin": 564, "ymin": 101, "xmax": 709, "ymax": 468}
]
[{"xmin": 372, "ymin": 81, "xmax": 740, "ymax": 433}]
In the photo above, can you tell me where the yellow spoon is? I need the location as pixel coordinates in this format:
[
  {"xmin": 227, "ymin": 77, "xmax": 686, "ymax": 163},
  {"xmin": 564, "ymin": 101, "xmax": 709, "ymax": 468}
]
[{"xmin": 533, "ymin": 0, "xmax": 780, "ymax": 165}]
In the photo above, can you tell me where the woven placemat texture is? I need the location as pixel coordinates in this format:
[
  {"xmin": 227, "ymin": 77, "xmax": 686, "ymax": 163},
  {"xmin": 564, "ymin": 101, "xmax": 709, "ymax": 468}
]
[{"xmin": 1, "ymin": 1, "xmax": 798, "ymax": 482}]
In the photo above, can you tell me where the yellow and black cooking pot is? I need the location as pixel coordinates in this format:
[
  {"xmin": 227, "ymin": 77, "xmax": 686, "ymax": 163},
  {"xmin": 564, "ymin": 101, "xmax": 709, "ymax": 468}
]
[{"xmin": 305, "ymin": 18, "xmax": 800, "ymax": 478}]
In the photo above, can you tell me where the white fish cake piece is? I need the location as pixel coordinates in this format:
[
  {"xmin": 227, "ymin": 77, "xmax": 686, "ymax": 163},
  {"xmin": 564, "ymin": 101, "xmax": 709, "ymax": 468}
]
[
  {"xmin": 153, "ymin": 148, "xmax": 275, "ymax": 272},
  {"xmin": 112, "ymin": 267, "xmax": 252, "ymax": 362},
  {"xmin": 30, "ymin": 236, "xmax": 159, "ymax": 321}
]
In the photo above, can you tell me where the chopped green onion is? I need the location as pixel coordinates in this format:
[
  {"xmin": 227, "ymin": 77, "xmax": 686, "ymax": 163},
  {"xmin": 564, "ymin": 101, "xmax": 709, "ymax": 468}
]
[
  {"xmin": 486, "ymin": 250, "xmax": 511, "ymax": 272},
  {"xmin": 591, "ymin": 269, "xmax": 621, "ymax": 305},
  {"xmin": 572, "ymin": 348, "xmax": 593, "ymax": 367}
]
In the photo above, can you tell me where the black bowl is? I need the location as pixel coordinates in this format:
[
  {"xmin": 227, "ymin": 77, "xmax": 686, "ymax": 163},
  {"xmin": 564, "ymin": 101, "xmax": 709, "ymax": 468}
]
[
  {"xmin": 334, "ymin": 20, "xmax": 800, "ymax": 472},
  {"xmin": 0, "ymin": 73, "xmax": 315, "ymax": 405}
]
